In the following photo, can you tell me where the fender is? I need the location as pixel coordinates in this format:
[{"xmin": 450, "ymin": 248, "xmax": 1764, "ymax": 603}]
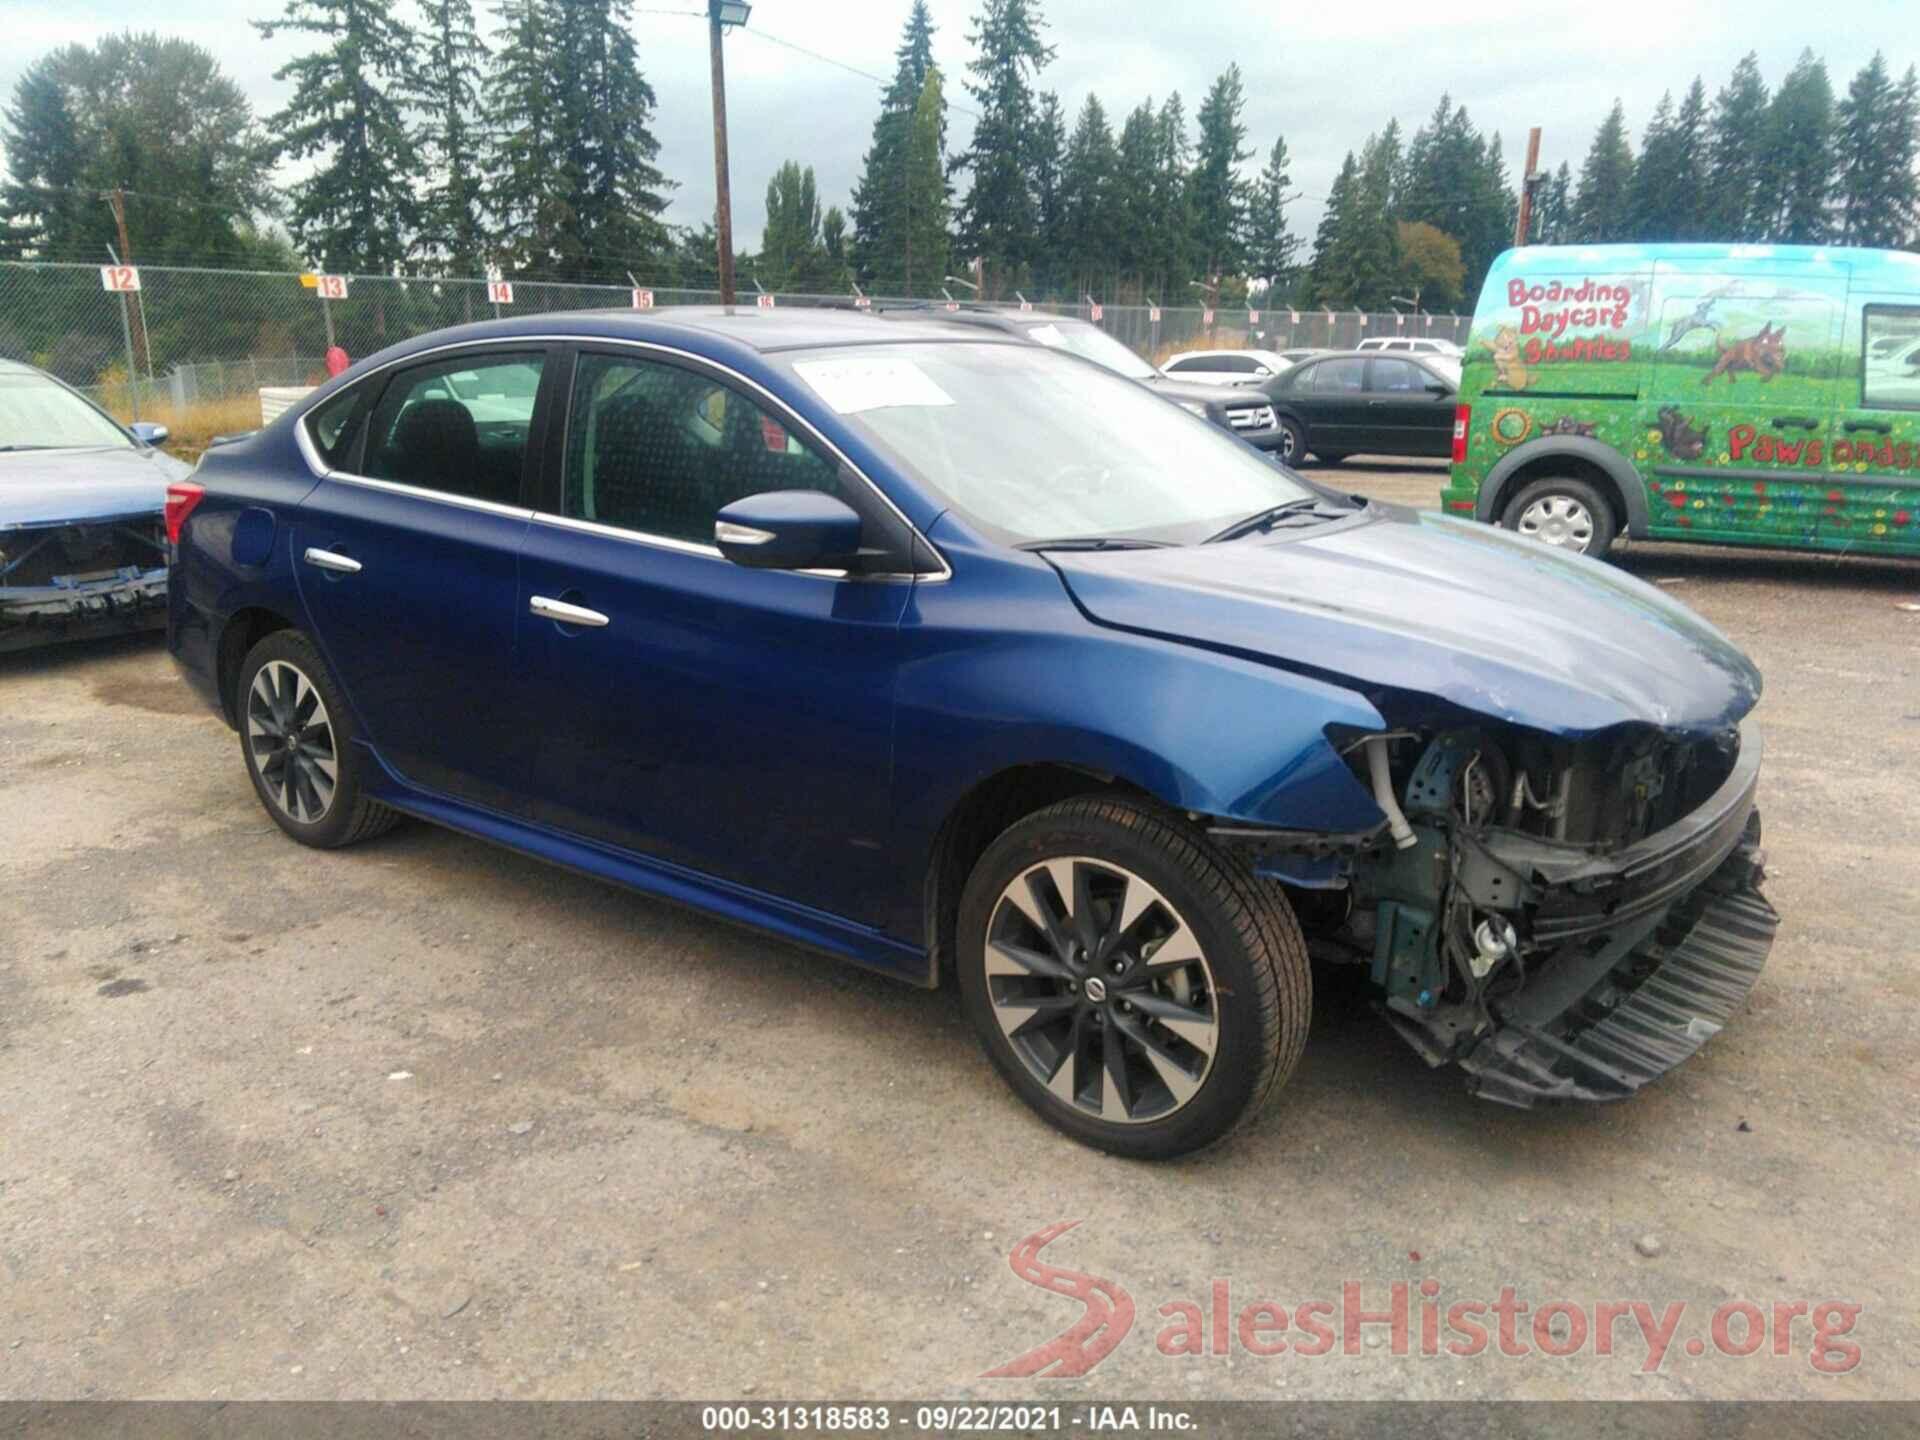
[{"xmin": 1477, "ymin": 434, "xmax": 1652, "ymax": 538}]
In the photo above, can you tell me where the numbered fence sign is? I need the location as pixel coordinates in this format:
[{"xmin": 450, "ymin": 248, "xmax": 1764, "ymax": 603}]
[
  {"xmin": 853, "ymin": 295, "xmax": 872, "ymax": 309},
  {"xmin": 1248, "ymin": 309, "xmax": 1260, "ymax": 325},
  {"xmin": 315, "ymin": 274, "xmax": 349, "ymax": 300},
  {"xmin": 99, "ymin": 265, "xmax": 141, "ymax": 293},
  {"xmin": 943, "ymin": 301, "xmax": 960, "ymax": 312},
  {"xmin": 1148, "ymin": 307, "xmax": 1161, "ymax": 324},
  {"xmin": 1202, "ymin": 308, "xmax": 1215, "ymax": 326},
  {"xmin": 631, "ymin": 288, "xmax": 654, "ymax": 309},
  {"xmin": 756, "ymin": 293, "xmax": 776, "ymax": 309},
  {"xmin": 1018, "ymin": 299, "xmax": 1032, "ymax": 312},
  {"xmin": 488, "ymin": 281, "xmax": 515, "ymax": 305},
  {"xmin": 1088, "ymin": 303, "xmax": 1103, "ymax": 322}
]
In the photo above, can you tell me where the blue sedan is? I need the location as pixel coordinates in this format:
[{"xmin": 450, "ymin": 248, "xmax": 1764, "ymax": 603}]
[{"xmin": 168, "ymin": 309, "xmax": 1777, "ymax": 1156}]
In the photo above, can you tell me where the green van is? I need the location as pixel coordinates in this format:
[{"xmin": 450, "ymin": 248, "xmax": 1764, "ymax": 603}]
[{"xmin": 1446, "ymin": 242, "xmax": 1920, "ymax": 557}]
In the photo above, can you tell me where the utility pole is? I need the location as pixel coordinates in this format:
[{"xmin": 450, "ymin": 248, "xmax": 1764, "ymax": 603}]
[
  {"xmin": 707, "ymin": 2, "xmax": 753, "ymax": 308},
  {"xmin": 106, "ymin": 189, "xmax": 152, "ymax": 381},
  {"xmin": 1513, "ymin": 127, "xmax": 1543, "ymax": 249}
]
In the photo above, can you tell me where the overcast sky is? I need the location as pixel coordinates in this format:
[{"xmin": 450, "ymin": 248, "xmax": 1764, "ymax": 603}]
[{"xmin": 3, "ymin": 0, "xmax": 1910, "ymax": 266}]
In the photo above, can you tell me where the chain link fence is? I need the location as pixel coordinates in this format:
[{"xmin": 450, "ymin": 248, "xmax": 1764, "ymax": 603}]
[{"xmin": 0, "ymin": 260, "xmax": 1470, "ymax": 432}]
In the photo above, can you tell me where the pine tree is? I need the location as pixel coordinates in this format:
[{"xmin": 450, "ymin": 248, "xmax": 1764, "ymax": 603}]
[
  {"xmin": 1835, "ymin": 53, "xmax": 1919, "ymax": 247},
  {"xmin": 1529, "ymin": 162, "xmax": 1573, "ymax": 245},
  {"xmin": 1627, "ymin": 91, "xmax": 1680, "ymax": 240},
  {"xmin": 1571, "ymin": 100, "xmax": 1635, "ymax": 242},
  {"xmin": 1148, "ymin": 92, "xmax": 1193, "ymax": 299},
  {"xmin": 1761, "ymin": 49, "xmax": 1835, "ymax": 244},
  {"xmin": 1307, "ymin": 152, "xmax": 1357, "ymax": 305},
  {"xmin": 414, "ymin": 0, "xmax": 488, "ymax": 273},
  {"xmin": 485, "ymin": 0, "xmax": 565, "ymax": 270},
  {"xmin": 254, "ymin": 0, "xmax": 423, "ymax": 272},
  {"xmin": 1029, "ymin": 91, "xmax": 1067, "ymax": 290},
  {"xmin": 552, "ymin": 0, "xmax": 671, "ymax": 275},
  {"xmin": 953, "ymin": 0, "xmax": 1055, "ymax": 294},
  {"xmin": 1336, "ymin": 127, "xmax": 1401, "ymax": 309},
  {"xmin": 902, "ymin": 67, "xmax": 951, "ymax": 295},
  {"xmin": 1671, "ymin": 78, "xmax": 1710, "ymax": 240},
  {"xmin": 1110, "ymin": 100, "xmax": 1157, "ymax": 289},
  {"xmin": 1057, "ymin": 93, "xmax": 1116, "ymax": 294},
  {"xmin": 849, "ymin": 0, "xmax": 940, "ymax": 288},
  {"xmin": 759, "ymin": 161, "xmax": 822, "ymax": 291},
  {"xmin": 1705, "ymin": 52, "xmax": 1770, "ymax": 240},
  {"xmin": 1189, "ymin": 64, "xmax": 1252, "ymax": 283},
  {"xmin": 0, "ymin": 62, "xmax": 86, "ymax": 257},
  {"xmin": 1244, "ymin": 135, "xmax": 1297, "ymax": 295}
]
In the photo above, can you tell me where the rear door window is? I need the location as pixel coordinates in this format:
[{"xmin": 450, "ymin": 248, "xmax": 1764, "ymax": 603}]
[
  {"xmin": 1862, "ymin": 305, "xmax": 1920, "ymax": 409},
  {"xmin": 1313, "ymin": 359, "xmax": 1367, "ymax": 392},
  {"xmin": 1368, "ymin": 358, "xmax": 1424, "ymax": 393},
  {"xmin": 362, "ymin": 352, "xmax": 546, "ymax": 505}
]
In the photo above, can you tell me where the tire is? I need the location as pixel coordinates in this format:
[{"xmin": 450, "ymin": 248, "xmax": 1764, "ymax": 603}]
[
  {"xmin": 1311, "ymin": 450, "xmax": 1351, "ymax": 464},
  {"xmin": 1499, "ymin": 475, "xmax": 1619, "ymax": 557},
  {"xmin": 955, "ymin": 794, "xmax": 1310, "ymax": 1159},
  {"xmin": 1273, "ymin": 416, "xmax": 1307, "ymax": 466},
  {"xmin": 235, "ymin": 630, "xmax": 401, "ymax": 849}
]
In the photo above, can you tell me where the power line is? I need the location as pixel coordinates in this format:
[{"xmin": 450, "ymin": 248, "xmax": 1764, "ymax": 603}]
[{"xmin": 739, "ymin": 27, "xmax": 984, "ymax": 121}]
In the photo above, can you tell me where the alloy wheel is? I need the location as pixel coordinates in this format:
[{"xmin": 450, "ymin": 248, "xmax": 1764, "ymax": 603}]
[
  {"xmin": 1516, "ymin": 493, "xmax": 1596, "ymax": 552},
  {"xmin": 246, "ymin": 660, "xmax": 338, "ymax": 823},
  {"xmin": 985, "ymin": 856, "xmax": 1218, "ymax": 1124}
]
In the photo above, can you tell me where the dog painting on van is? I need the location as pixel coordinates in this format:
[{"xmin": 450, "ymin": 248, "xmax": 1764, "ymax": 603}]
[{"xmin": 1703, "ymin": 323, "xmax": 1787, "ymax": 385}]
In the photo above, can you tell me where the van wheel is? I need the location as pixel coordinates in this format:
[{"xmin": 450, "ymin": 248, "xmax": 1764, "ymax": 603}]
[
  {"xmin": 1501, "ymin": 476, "xmax": 1618, "ymax": 556},
  {"xmin": 955, "ymin": 795, "xmax": 1310, "ymax": 1159}
]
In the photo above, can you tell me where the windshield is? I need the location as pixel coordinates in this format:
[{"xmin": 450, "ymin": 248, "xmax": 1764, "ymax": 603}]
[
  {"xmin": 781, "ymin": 342, "xmax": 1317, "ymax": 545},
  {"xmin": 0, "ymin": 373, "xmax": 132, "ymax": 452},
  {"xmin": 1019, "ymin": 321, "xmax": 1158, "ymax": 381}
]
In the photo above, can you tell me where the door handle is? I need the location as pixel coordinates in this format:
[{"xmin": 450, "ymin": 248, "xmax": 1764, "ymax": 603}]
[
  {"xmin": 529, "ymin": 595, "xmax": 610, "ymax": 628},
  {"xmin": 1769, "ymin": 416, "xmax": 1820, "ymax": 430},
  {"xmin": 303, "ymin": 547, "xmax": 362, "ymax": 574},
  {"xmin": 1845, "ymin": 420, "xmax": 1893, "ymax": 435}
]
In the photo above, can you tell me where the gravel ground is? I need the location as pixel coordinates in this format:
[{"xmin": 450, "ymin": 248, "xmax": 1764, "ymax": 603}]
[{"xmin": 2, "ymin": 457, "xmax": 1916, "ymax": 1402}]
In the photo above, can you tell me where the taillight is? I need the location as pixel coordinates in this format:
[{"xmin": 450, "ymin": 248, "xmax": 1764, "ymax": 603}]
[
  {"xmin": 164, "ymin": 481, "xmax": 205, "ymax": 544},
  {"xmin": 1451, "ymin": 404, "xmax": 1471, "ymax": 465}
]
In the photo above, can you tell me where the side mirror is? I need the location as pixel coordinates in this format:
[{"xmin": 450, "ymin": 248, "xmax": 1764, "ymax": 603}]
[
  {"xmin": 1253, "ymin": 365, "xmax": 1273, "ymax": 377},
  {"xmin": 129, "ymin": 421, "xmax": 170, "ymax": 446},
  {"xmin": 714, "ymin": 490, "xmax": 863, "ymax": 571}
]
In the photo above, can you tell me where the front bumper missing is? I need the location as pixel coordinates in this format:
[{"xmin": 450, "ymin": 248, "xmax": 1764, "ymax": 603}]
[
  {"xmin": 0, "ymin": 566, "xmax": 168, "ymax": 653},
  {"xmin": 1458, "ymin": 820, "xmax": 1776, "ymax": 1106}
]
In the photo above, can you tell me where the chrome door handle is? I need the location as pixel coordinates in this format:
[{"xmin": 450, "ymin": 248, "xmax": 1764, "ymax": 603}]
[
  {"xmin": 303, "ymin": 547, "xmax": 362, "ymax": 574},
  {"xmin": 529, "ymin": 595, "xmax": 610, "ymax": 628}
]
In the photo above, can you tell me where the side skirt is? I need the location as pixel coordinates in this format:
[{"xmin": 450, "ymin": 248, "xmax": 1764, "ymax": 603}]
[{"xmin": 364, "ymin": 750, "xmax": 935, "ymax": 988}]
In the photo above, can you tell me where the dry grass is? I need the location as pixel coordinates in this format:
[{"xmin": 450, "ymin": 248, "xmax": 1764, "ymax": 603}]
[{"xmin": 104, "ymin": 394, "xmax": 265, "ymax": 463}]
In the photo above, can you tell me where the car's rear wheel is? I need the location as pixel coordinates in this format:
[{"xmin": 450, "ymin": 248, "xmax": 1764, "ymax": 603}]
[
  {"xmin": 956, "ymin": 795, "xmax": 1310, "ymax": 1159},
  {"xmin": 1500, "ymin": 475, "xmax": 1618, "ymax": 556},
  {"xmin": 237, "ymin": 630, "xmax": 400, "ymax": 849},
  {"xmin": 1311, "ymin": 450, "xmax": 1351, "ymax": 464}
]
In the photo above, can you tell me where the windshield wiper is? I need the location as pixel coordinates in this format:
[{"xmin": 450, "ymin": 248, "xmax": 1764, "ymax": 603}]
[
  {"xmin": 1016, "ymin": 536, "xmax": 1173, "ymax": 552},
  {"xmin": 0, "ymin": 444, "xmax": 59, "ymax": 453},
  {"xmin": 1204, "ymin": 497, "xmax": 1351, "ymax": 544}
]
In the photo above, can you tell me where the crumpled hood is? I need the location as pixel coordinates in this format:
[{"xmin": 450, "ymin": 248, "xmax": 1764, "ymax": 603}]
[
  {"xmin": 0, "ymin": 446, "xmax": 189, "ymax": 530},
  {"xmin": 1048, "ymin": 503, "xmax": 1761, "ymax": 737}
]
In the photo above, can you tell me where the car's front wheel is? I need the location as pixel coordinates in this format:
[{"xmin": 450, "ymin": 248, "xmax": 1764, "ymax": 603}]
[
  {"xmin": 956, "ymin": 795, "xmax": 1310, "ymax": 1158},
  {"xmin": 1274, "ymin": 416, "xmax": 1307, "ymax": 465},
  {"xmin": 237, "ymin": 630, "xmax": 401, "ymax": 849}
]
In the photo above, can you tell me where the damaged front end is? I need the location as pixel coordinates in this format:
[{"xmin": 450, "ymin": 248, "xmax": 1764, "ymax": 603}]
[
  {"xmin": 0, "ymin": 516, "xmax": 169, "ymax": 653},
  {"xmin": 1220, "ymin": 718, "xmax": 1776, "ymax": 1107}
]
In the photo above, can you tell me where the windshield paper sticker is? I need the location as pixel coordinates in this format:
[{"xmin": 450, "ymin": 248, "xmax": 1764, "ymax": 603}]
[
  {"xmin": 794, "ymin": 358, "xmax": 955, "ymax": 414},
  {"xmin": 1027, "ymin": 324, "xmax": 1067, "ymax": 347}
]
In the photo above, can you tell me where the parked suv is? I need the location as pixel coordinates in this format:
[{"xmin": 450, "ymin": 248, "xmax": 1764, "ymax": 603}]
[
  {"xmin": 1450, "ymin": 241, "xmax": 1920, "ymax": 557},
  {"xmin": 168, "ymin": 308, "xmax": 1775, "ymax": 1157},
  {"xmin": 888, "ymin": 308, "xmax": 1285, "ymax": 451},
  {"xmin": 1357, "ymin": 336, "xmax": 1464, "ymax": 358}
]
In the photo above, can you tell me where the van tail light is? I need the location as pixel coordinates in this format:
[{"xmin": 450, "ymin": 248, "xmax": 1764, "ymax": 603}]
[
  {"xmin": 1451, "ymin": 404, "xmax": 1471, "ymax": 465},
  {"xmin": 164, "ymin": 481, "xmax": 205, "ymax": 544}
]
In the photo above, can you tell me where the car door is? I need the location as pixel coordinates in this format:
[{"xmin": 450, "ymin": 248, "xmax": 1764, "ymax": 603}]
[
  {"xmin": 1295, "ymin": 357, "xmax": 1370, "ymax": 451},
  {"xmin": 1832, "ymin": 296, "xmax": 1920, "ymax": 554},
  {"xmin": 514, "ymin": 346, "xmax": 915, "ymax": 927},
  {"xmin": 1365, "ymin": 357, "xmax": 1454, "ymax": 456},
  {"xmin": 291, "ymin": 346, "xmax": 552, "ymax": 813}
]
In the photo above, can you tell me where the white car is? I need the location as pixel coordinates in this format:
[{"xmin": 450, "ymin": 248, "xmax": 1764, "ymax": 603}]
[
  {"xmin": 1356, "ymin": 336, "xmax": 1465, "ymax": 358},
  {"xmin": 1160, "ymin": 348, "xmax": 1292, "ymax": 385}
]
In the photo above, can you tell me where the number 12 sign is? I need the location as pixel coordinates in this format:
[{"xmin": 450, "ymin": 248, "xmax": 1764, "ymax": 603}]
[{"xmin": 99, "ymin": 265, "xmax": 141, "ymax": 293}]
